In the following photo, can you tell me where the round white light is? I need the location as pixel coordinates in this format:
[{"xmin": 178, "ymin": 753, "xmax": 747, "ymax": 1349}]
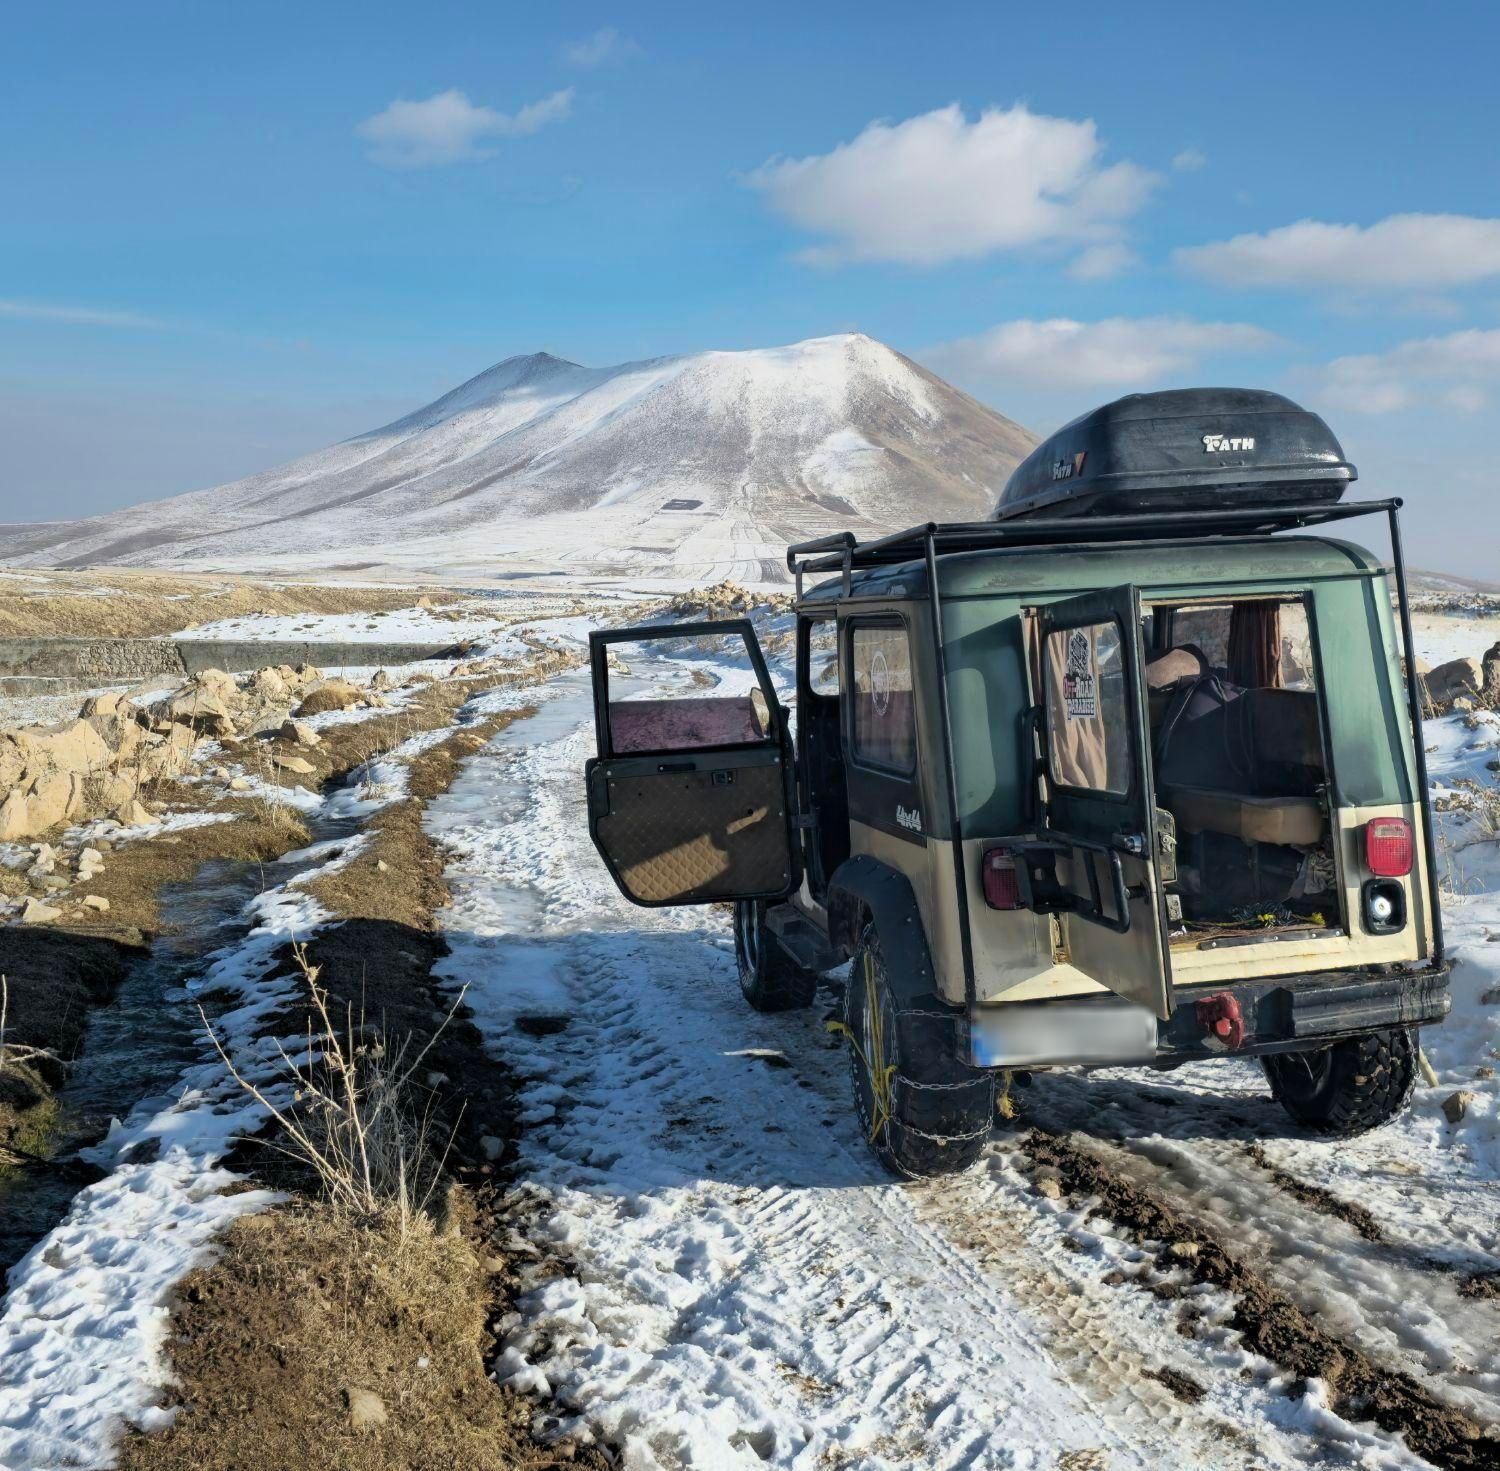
[{"xmin": 1369, "ymin": 893, "xmax": 1395, "ymax": 923}]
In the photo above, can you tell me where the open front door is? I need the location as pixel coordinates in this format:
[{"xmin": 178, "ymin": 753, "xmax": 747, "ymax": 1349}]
[
  {"xmin": 585, "ymin": 619, "xmax": 798, "ymax": 907},
  {"xmin": 1032, "ymin": 586, "xmax": 1174, "ymax": 1019}
]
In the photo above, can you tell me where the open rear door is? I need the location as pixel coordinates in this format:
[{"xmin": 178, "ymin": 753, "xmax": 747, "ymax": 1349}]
[
  {"xmin": 585, "ymin": 619, "xmax": 798, "ymax": 907},
  {"xmin": 1032, "ymin": 586, "xmax": 1174, "ymax": 1019}
]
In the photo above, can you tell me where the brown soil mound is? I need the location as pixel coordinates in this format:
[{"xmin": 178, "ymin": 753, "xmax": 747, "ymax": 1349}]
[{"xmin": 116, "ymin": 1205, "xmax": 574, "ymax": 1471}]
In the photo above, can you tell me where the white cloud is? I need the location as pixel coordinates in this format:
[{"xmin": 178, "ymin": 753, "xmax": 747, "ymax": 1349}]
[
  {"xmin": 1066, "ymin": 242, "xmax": 1138, "ymax": 281},
  {"xmin": 0, "ymin": 299, "xmax": 163, "ymax": 329},
  {"xmin": 357, "ymin": 87, "xmax": 574, "ymax": 168},
  {"xmin": 925, "ymin": 316, "xmax": 1277, "ymax": 390},
  {"xmin": 745, "ymin": 103, "xmax": 1157, "ymax": 267},
  {"xmin": 1176, "ymin": 213, "xmax": 1500, "ymax": 290},
  {"xmin": 1316, "ymin": 327, "xmax": 1500, "ymax": 413},
  {"xmin": 564, "ymin": 27, "xmax": 639, "ymax": 67},
  {"xmin": 1172, "ymin": 148, "xmax": 1207, "ymax": 172}
]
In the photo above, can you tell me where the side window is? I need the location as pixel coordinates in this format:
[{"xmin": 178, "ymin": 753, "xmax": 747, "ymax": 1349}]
[
  {"xmin": 807, "ymin": 620, "xmax": 840, "ymax": 696},
  {"xmin": 1043, "ymin": 620, "xmax": 1131, "ymax": 796},
  {"xmin": 607, "ymin": 629, "xmax": 772, "ymax": 753},
  {"xmin": 850, "ymin": 624, "xmax": 916, "ymax": 773}
]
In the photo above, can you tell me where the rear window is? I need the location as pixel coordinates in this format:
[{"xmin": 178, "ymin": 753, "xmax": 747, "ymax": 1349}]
[{"xmin": 850, "ymin": 624, "xmax": 916, "ymax": 773}]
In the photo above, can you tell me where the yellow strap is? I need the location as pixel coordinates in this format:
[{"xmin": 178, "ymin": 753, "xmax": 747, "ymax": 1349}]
[{"xmin": 827, "ymin": 951, "xmax": 897, "ymax": 1143}]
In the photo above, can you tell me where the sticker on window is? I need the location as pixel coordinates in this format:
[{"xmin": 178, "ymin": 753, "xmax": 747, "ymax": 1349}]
[{"xmin": 1063, "ymin": 629, "xmax": 1098, "ymax": 719}]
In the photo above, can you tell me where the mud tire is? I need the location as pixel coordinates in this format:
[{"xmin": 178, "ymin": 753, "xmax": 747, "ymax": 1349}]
[
  {"xmin": 844, "ymin": 924, "xmax": 993, "ymax": 1178},
  {"xmin": 1262, "ymin": 1026, "xmax": 1418, "ymax": 1136},
  {"xmin": 733, "ymin": 899, "xmax": 818, "ymax": 1012}
]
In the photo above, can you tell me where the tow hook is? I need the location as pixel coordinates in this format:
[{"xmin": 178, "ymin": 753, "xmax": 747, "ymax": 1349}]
[{"xmin": 1194, "ymin": 991, "xmax": 1245, "ymax": 1051}]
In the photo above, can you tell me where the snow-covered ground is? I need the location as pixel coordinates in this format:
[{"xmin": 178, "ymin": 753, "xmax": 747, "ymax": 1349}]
[
  {"xmin": 423, "ymin": 639, "xmax": 1500, "ymax": 1470},
  {"xmin": 2, "ymin": 603, "xmax": 1497, "ymax": 1469}
]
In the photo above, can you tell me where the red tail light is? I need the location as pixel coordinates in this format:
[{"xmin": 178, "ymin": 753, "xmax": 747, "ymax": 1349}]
[
  {"xmin": 982, "ymin": 849, "xmax": 1022, "ymax": 909},
  {"xmin": 1365, "ymin": 817, "xmax": 1413, "ymax": 878}
]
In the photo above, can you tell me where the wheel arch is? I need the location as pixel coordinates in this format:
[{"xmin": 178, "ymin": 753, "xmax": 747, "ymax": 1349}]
[{"xmin": 826, "ymin": 854, "xmax": 940, "ymax": 1004}]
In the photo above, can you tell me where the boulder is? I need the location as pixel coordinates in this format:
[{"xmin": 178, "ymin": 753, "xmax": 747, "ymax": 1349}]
[
  {"xmin": 167, "ymin": 690, "xmax": 236, "ymax": 738},
  {"xmin": 272, "ymin": 753, "xmax": 317, "ymax": 775},
  {"xmin": 294, "ymin": 680, "xmax": 362, "ymax": 717},
  {"xmin": 24, "ymin": 772, "xmax": 84, "ymax": 833},
  {"xmin": 246, "ymin": 667, "xmax": 290, "ymax": 703},
  {"xmin": 1423, "ymin": 657, "xmax": 1484, "ymax": 711},
  {"xmin": 114, "ymin": 798, "xmax": 157, "ymax": 826},
  {"xmin": 370, "ymin": 669, "xmax": 395, "ymax": 691},
  {"xmin": 1484, "ymin": 641, "xmax": 1500, "ymax": 700},
  {"xmin": 11, "ymin": 718, "xmax": 114, "ymax": 775},
  {"xmin": 78, "ymin": 846, "xmax": 105, "ymax": 875},
  {"xmin": 0, "ymin": 789, "xmax": 29, "ymax": 842},
  {"xmin": 20, "ymin": 898, "xmax": 62, "ymax": 924},
  {"xmin": 82, "ymin": 894, "xmax": 110, "ymax": 913},
  {"xmin": 228, "ymin": 776, "xmax": 252, "ymax": 792},
  {"xmin": 278, "ymin": 719, "xmax": 321, "ymax": 748}
]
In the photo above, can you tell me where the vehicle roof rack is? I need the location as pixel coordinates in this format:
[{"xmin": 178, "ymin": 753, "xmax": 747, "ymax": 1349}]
[{"xmin": 786, "ymin": 497, "xmax": 1401, "ymax": 598}]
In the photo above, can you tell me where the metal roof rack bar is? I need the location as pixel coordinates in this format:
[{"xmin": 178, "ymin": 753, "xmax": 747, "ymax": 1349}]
[{"xmin": 788, "ymin": 498, "xmax": 1402, "ymax": 582}]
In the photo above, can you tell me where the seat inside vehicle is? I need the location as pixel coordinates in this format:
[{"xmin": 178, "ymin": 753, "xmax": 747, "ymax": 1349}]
[{"xmin": 1146, "ymin": 599, "xmax": 1341, "ymax": 940}]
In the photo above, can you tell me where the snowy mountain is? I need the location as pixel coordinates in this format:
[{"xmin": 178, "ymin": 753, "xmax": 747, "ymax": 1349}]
[{"xmin": 0, "ymin": 334, "xmax": 1035, "ymax": 583}]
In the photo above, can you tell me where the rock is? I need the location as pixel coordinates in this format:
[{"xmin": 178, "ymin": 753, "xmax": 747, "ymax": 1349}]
[
  {"xmin": 1033, "ymin": 1176, "xmax": 1062, "ymax": 1200},
  {"xmin": 295, "ymin": 680, "xmax": 363, "ymax": 717},
  {"xmin": 228, "ymin": 776, "xmax": 252, "ymax": 792},
  {"xmin": 279, "ymin": 719, "xmax": 321, "ymax": 748},
  {"xmin": 345, "ymin": 1388, "xmax": 386, "ymax": 1434},
  {"xmin": 24, "ymin": 772, "xmax": 85, "ymax": 833},
  {"xmin": 211, "ymin": 765, "xmax": 231, "ymax": 780},
  {"xmin": 10, "ymin": 718, "xmax": 114, "ymax": 775},
  {"xmin": 42, "ymin": 876, "xmax": 69, "ymax": 892},
  {"xmin": 416, "ymin": 594, "xmax": 436, "ymax": 609},
  {"xmin": 370, "ymin": 669, "xmax": 395, "ymax": 691},
  {"xmin": 1423, "ymin": 657, "xmax": 1483, "ymax": 711},
  {"xmin": 167, "ymin": 690, "xmax": 236, "ymax": 738},
  {"xmin": 114, "ymin": 799, "xmax": 157, "ymax": 826},
  {"xmin": 1442, "ymin": 1090, "xmax": 1476, "ymax": 1125},
  {"xmin": 90, "ymin": 773, "xmax": 140, "ymax": 813},
  {"xmin": 1168, "ymin": 1241, "xmax": 1202, "ymax": 1260},
  {"xmin": 20, "ymin": 898, "xmax": 62, "ymax": 924},
  {"xmin": 376, "ymin": 859, "xmax": 388, "ymax": 873},
  {"xmin": 480, "ymin": 1135, "xmax": 504, "ymax": 1161},
  {"xmin": 293, "ymin": 663, "xmax": 323, "ymax": 684},
  {"xmin": 272, "ymin": 753, "xmax": 316, "ymax": 775},
  {"xmin": 82, "ymin": 894, "xmax": 110, "ymax": 912},
  {"xmin": 246, "ymin": 667, "xmax": 290, "ymax": 702},
  {"xmin": 0, "ymin": 789, "xmax": 29, "ymax": 842},
  {"xmin": 79, "ymin": 692, "xmax": 124, "ymax": 718},
  {"xmin": 77, "ymin": 847, "xmax": 105, "ymax": 876}
]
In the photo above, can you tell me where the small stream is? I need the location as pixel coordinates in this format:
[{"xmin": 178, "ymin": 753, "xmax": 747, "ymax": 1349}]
[{"xmin": 0, "ymin": 814, "xmax": 359, "ymax": 1275}]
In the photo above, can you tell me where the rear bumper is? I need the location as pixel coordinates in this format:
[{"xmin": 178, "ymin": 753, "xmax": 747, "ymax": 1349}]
[{"xmin": 964, "ymin": 962, "xmax": 1451, "ymax": 1070}]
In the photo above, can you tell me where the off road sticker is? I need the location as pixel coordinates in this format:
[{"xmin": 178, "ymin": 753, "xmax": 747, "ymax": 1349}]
[
  {"xmin": 869, "ymin": 647, "xmax": 891, "ymax": 715},
  {"xmin": 1062, "ymin": 628, "xmax": 1098, "ymax": 719}
]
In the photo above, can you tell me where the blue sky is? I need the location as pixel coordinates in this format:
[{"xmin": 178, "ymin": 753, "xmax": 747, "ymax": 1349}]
[{"xmin": 3, "ymin": 0, "xmax": 1498, "ymax": 574}]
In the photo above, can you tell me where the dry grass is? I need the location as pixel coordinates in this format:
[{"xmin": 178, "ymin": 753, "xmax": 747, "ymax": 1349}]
[
  {"xmin": 0, "ymin": 569, "xmax": 443, "ymax": 641},
  {"xmin": 205, "ymin": 942, "xmax": 465, "ymax": 1246},
  {"xmin": 116, "ymin": 1201, "xmax": 587, "ymax": 1471}
]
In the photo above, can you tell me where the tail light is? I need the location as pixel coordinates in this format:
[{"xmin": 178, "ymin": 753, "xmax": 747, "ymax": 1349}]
[
  {"xmin": 982, "ymin": 849, "xmax": 1022, "ymax": 910},
  {"xmin": 1364, "ymin": 817, "xmax": 1413, "ymax": 878}
]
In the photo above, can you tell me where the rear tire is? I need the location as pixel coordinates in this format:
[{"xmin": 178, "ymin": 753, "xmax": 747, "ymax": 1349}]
[
  {"xmin": 844, "ymin": 923, "xmax": 993, "ymax": 1178},
  {"xmin": 1263, "ymin": 1027, "xmax": 1418, "ymax": 1135},
  {"xmin": 733, "ymin": 899, "xmax": 818, "ymax": 1012}
]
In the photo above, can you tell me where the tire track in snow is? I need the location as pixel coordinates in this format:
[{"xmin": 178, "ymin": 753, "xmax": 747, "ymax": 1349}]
[{"xmin": 428, "ymin": 675, "xmax": 1370, "ymax": 1470}]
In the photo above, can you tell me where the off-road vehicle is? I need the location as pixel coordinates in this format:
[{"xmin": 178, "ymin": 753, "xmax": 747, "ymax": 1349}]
[{"xmin": 584, "ymin": 388, "xmax": 1450, "ymax": 1178}]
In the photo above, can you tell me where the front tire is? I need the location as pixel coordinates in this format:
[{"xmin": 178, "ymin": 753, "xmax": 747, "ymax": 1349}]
[
  {"xmin": 733, "ymin": 899, "xmax": 818, "ymax": 1012},
  {"xmin": 844, "ymin": 924, "xmax": 994, "ymax": 1178},
  {"xmin": 1263, "ymin": 1027, "xmax": 1418, "ymax": 1135}
]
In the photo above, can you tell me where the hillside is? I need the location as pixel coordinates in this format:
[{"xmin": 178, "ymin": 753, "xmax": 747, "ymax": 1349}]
[{"xmin": 0, "ymin": 334, "xmax": 1036, "ymax": 584}]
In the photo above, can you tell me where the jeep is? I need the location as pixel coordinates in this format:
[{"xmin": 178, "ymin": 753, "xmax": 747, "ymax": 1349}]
[{"xmin": 584, "ymin": 388, "xmax": 1450, "ymax": 1178}]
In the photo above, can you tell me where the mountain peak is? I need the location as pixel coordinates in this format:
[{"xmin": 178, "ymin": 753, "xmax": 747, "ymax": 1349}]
[{"xmin": 4, "ymin": 333, "xmax": 1037, "ymax": 582}]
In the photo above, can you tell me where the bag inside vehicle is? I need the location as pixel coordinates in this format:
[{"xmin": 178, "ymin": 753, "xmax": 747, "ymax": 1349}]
[{"xmin": 1145, "ymin": 595, "xmax": 1342, "ymax": 946}]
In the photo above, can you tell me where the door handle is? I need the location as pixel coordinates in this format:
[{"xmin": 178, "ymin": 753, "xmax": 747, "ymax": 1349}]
[{"xmin": 657, "ymin": 760, "xmax": 696, "ymax": 773}]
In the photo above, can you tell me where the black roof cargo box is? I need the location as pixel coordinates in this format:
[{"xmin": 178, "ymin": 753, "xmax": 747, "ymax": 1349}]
[{"xmin": 994, "ymin": 388, "xmax": 1356, "ymax": 522}]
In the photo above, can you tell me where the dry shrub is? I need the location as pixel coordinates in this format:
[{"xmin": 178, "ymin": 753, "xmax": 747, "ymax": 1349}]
[{"xmin": 205, "ymin": 942, "xmax": 465, "ymax": 1245}]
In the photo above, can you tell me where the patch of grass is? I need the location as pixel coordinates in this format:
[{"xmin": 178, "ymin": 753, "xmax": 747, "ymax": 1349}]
[{"xmin": 117, "ymin": 1201, "xmax": 588, "ymax": 1471}]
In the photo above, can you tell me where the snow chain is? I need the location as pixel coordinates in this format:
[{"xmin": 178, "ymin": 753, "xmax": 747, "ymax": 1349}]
[{"xmin": 825, "ymin": 949, "xmax": 898, "ymax": 1143}]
